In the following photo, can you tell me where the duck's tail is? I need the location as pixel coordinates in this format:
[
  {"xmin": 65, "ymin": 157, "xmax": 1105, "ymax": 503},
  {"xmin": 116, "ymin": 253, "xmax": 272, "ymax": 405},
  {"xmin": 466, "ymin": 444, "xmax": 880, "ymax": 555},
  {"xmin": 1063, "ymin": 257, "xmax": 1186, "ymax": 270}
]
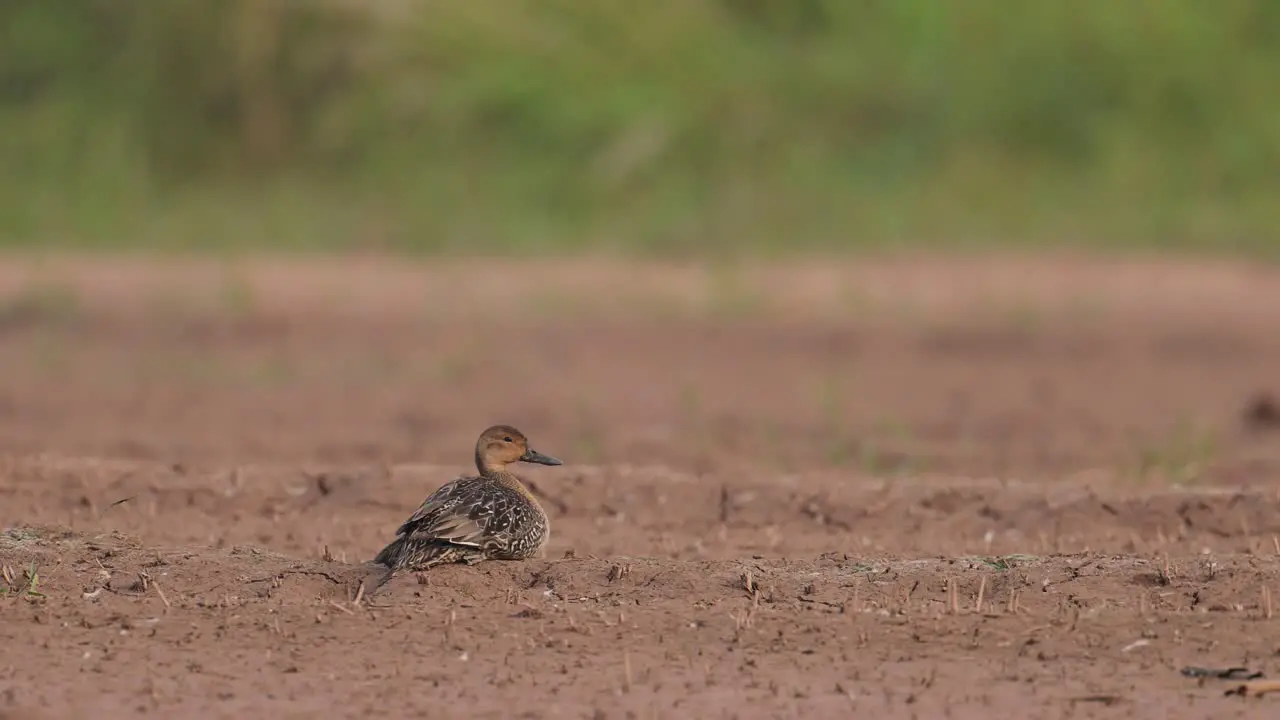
[
  {"xmin": 361, "ymin": 563, "xmax": 397, "ymax": 597},
  {"xmin": 364, "ymin": 537, "xmax": 408, "ymax": 595},
  {"xmin": 366, "ymin": 537, "xmax": 466, "ymax": 594}
]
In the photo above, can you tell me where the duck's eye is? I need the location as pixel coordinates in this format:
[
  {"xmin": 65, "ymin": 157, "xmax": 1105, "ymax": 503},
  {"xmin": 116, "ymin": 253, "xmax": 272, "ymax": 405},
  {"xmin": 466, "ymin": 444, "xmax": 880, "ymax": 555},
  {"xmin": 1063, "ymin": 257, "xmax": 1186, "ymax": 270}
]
[{"xmin": 503, "ymin": 436, "xmax": 513, "ymax": 443}]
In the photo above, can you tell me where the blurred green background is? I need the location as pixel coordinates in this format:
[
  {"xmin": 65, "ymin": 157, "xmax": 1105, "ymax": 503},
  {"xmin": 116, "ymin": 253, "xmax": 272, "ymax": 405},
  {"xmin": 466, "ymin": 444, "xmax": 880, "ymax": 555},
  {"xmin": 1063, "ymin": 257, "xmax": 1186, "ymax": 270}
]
[{"xmin": 3, "ymin": 0, "xmax": 1279, "ymax": 257}]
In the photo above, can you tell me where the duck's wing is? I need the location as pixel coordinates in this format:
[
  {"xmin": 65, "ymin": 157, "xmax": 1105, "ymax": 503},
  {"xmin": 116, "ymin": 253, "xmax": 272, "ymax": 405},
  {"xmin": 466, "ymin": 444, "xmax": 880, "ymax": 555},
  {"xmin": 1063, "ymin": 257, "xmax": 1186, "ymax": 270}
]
[
  {"xmin": 393, "ymin": 476, "xmax": 499, "ymax": 549},
  {"xmin": 393, "ymin": 475, "xmax": 471, "ymax": 535}
]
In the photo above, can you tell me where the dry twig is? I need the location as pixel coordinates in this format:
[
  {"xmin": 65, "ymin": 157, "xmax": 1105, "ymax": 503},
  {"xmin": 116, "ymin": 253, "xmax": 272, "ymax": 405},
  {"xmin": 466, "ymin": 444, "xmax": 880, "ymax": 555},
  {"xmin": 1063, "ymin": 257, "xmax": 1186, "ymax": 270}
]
[{"xmin": 1228, "ymin": 679, "xmax": 1280, "ymax": 697}]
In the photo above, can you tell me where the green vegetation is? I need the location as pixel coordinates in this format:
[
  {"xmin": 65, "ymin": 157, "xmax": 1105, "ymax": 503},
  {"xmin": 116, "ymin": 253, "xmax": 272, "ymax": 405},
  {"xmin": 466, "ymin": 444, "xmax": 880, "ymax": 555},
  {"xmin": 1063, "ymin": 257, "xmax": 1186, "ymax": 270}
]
[
  {"xmin": 3, "ymin": 0, "xmax": 1280, "ymax": 256},
  {"xmin": 1128, "ymin": 417, "xmax": 1219, "ymax": 486},
  {"xmin": 0, "ymin": 561, "xmax": 46, "ymax": 598}
]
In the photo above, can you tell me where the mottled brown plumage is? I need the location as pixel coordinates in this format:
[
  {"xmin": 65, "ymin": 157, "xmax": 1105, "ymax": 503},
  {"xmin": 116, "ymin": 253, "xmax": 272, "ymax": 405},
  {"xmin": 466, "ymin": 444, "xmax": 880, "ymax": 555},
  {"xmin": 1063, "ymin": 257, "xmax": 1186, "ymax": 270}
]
[{"xmin": 368, "ymin": 425, "xmax": 562, "ymax": 591}]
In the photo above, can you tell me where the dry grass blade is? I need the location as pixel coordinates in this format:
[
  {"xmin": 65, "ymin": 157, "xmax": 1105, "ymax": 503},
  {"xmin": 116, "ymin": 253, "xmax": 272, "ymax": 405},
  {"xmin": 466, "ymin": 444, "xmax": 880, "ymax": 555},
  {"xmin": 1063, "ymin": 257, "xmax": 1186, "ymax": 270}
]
[
  {"xmin": 607, "ymin": 564, "xmax": 631, "ymax": 582},
  {"xmin": 152, "ymin": 580, "xmax": 171, "ymax": 610}
]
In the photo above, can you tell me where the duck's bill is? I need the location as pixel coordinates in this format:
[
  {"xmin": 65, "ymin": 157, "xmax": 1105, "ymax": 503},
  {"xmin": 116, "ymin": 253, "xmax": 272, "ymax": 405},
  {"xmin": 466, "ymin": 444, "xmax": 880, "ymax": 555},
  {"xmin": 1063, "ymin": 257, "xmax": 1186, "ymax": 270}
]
[{"xmin": 520, "ymin": 449, "xmax": 563, "ymax": 466}]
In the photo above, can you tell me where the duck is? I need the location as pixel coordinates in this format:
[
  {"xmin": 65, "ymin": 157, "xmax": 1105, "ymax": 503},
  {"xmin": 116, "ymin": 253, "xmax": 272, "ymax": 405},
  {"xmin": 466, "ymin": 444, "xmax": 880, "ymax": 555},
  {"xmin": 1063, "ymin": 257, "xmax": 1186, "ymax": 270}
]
[{"xmin": 367, "ymin": 424, "xmax": 563, "ymax": 592}]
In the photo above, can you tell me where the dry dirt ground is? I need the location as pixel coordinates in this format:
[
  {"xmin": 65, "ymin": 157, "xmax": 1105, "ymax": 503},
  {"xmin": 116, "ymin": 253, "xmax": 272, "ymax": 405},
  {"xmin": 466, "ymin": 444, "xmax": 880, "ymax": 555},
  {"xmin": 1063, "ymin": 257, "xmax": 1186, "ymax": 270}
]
[{"xmin": 3, "ymin": 254, "xmax": 1280, "ymax": 718}]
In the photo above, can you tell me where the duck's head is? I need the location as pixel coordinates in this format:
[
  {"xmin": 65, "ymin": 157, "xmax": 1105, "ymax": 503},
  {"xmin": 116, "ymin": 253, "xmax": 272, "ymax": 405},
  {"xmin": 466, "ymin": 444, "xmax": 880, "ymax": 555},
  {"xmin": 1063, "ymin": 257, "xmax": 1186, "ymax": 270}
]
[{"xmin": 475, "ymin": 424, "xmax": 563, "ymax": 475}]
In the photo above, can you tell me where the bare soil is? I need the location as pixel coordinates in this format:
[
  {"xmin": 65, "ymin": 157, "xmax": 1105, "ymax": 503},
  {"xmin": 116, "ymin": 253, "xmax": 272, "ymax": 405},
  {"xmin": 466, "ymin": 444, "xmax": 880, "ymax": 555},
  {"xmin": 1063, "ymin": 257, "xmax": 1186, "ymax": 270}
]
[{"xmin": 3, "ymin": 254, "xmax": 1280, "ymax": 718}]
